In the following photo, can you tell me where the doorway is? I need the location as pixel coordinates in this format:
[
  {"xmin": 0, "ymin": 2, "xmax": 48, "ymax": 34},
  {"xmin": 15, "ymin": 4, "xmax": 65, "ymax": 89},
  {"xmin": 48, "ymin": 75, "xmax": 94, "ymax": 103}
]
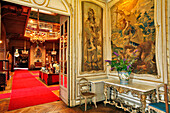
[
  {"xmin": 1, "ymin": 0, "xmax": 70, "ymax": 107},
  {"xmin": 14, "ymin": 49, "xmax": 29, "ymax": 69},
  {"xmin": 59, "ymin": 16, "xmax": 69, "ymax": 104}
]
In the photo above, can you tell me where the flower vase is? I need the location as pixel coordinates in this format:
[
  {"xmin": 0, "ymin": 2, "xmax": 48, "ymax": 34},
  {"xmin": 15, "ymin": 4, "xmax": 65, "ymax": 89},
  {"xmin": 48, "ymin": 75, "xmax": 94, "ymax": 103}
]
[{"xmin": 118, "ymin": 71, "xmax": 130, "ymax": 85}]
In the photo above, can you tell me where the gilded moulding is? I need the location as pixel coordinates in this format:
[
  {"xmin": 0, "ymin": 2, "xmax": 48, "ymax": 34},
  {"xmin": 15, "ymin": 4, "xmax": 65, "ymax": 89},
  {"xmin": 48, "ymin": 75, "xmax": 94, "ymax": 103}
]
[
  {"xmin": 20, "ymin": 0, "xmax": 31, "ymax": 3},
  {"xmin": 46, "ymin": 0, "xmax": 69, "ymax": 13},
  {"xmin": 109, "ymin": 73, "xmax": 163, "ymax": 83},
  {"xmin": 154, "ymin": 0, "xmax": 161, "ymax": 79},
  {"xmin": 32, "ymin": 0, "xmax": 47, "ymax": 6},
  {"xmin": 5, "ymin": 0, "xmax": 70, "ymax": 15},
  {"xmin": 77, "ymin": 74, "xmax": 107, "ymax": 78},
  {"xmin": 78, "ymin": 0, "xmax": 106, "ymax": 76},
  {"xmin": 107, "ymin": 0, "xmax": 162, "ymax": 80}
]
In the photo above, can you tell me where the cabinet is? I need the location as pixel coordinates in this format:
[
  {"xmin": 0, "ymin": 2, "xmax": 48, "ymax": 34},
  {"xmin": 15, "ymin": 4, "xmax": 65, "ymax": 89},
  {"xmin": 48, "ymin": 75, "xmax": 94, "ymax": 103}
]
[
  {"xmin": 34, "ymin": 62, "xmax": 42, "ymax": 68},
  {"xmin": 39, "ymin": 71, "xmax": 59, "ymax": 85},
  {"xmin": 0, "ymin": 60, "xmax": 9, "ymax": 80},
  {"xmin": 0, "ymin": 72, "xmax": 7, "ymax": 90}
]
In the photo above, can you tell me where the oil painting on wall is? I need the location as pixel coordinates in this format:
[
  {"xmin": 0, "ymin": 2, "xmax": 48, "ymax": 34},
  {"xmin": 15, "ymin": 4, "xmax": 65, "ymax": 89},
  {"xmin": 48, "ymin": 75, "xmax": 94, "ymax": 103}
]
[
  {"xmin": 82, "ymin": 2, "xmax": 103, "ymax": 72},
  {"xmin": 111, "ymin": 0, "xmax": 157, "ymax": 75}
]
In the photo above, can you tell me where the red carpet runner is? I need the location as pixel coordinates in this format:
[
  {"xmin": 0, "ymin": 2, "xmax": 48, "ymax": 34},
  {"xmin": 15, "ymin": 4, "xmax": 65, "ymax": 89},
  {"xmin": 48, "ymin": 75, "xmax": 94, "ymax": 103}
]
[
  {"xmin": 0, "ymin": 93, "xmax": 11, "ymax": 99},
  {"xmin": 8, "ymin": 70, "xmax": 60, "ymax": 110}
]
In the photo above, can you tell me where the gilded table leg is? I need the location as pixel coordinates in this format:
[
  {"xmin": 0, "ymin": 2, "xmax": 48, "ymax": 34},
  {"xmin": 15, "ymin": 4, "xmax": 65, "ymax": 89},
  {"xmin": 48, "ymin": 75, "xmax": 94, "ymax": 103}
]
[
  {"xmin": 151, "ymin": 90, "xmax": 156, "ymax": 103},
  {"xmin": 80, "ymin": 96, "xmax": 81, "ymax": 107},
  {"xmin": 104, "ymin": 84, "xmax": 108, "ymax": 106},
  {"xmin": 140, "ymin": 94, "xmax": 146, "ymax": 113}
]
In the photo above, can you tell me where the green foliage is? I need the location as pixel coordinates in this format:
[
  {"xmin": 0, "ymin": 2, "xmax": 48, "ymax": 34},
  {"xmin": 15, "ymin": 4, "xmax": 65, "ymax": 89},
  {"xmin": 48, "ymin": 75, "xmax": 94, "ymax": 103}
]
[{"xmin": 105, "ymin": 51, "xmax": 138, "ymax": 74}]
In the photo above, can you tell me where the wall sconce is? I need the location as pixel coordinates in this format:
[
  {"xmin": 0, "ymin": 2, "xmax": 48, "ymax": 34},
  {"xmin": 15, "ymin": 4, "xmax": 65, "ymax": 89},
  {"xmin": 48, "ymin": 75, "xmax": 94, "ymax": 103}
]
[{"xmin": 14, "ymin": 49, "xmax": 19, "ymax": 57}]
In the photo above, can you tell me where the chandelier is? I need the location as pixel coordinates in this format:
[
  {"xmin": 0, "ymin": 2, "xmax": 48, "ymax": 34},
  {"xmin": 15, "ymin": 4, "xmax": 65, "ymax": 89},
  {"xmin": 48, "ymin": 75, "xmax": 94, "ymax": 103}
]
[
  {"xmin": 51, "ymin": 42, "xmax": 57, "ymax": 55},
  {"xmin": 22, "ymin": 41, "xmax": 28, "ymax": 54},
  {"xmin": 30, "ymin": 9, "xmax": 45, "ymax": 44}
]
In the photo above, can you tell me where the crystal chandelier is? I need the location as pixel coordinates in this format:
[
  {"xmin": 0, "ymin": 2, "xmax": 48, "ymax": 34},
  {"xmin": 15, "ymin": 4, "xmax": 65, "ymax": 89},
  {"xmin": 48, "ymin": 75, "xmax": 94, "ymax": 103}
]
[
  {"xmin": 30, "ymin": 9, "xmax": 45, "ymax": 44},
  {"xmin": 22, "ymin": 41, "xmax": 28, "ymax": 54}
]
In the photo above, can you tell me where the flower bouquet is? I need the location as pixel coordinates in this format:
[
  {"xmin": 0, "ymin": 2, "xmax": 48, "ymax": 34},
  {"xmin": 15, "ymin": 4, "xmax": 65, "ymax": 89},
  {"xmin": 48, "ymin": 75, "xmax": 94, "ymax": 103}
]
[{"xmin": 105, "ymin": 50, "xmax": 138, "ymax": 84}]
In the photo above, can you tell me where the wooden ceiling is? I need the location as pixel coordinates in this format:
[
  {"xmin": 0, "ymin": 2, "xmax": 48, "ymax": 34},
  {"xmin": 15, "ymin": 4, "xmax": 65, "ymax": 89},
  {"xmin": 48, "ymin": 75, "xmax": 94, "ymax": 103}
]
[
  {"xmin": 1, "ymin": 1, "xmax": 60, "ymax": 41},
  {"xmin": 2, "ymin": 1, "xmax": 31, "ymax": 40}
]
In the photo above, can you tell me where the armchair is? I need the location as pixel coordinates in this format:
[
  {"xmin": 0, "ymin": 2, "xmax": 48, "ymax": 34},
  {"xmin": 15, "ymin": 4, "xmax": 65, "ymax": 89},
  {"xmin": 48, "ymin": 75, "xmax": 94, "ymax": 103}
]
[{"xmin": 148, "ymin": 84, "xmax": 170, "ymax": 113}]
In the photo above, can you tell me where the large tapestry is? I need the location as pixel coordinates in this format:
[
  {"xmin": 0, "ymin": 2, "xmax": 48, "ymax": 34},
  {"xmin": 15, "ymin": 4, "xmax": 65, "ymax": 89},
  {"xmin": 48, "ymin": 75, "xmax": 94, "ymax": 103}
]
[
  {"xmin": 111, "ymin": 0, "xmax": 157, "ymax": 75},
  {"xmin": 82, "ymin": 2, "xmax": 103, "ymax": 72}
]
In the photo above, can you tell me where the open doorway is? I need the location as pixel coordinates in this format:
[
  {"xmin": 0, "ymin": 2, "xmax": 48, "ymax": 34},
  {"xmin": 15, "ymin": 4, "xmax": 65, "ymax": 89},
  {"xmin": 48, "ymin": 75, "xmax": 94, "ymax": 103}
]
[
  {"xmin": 1, "ymin": 0, "xmax": 70, "ymax": 108},
  {"xmin": 24, "ymin": 7, "xmax": 70, "ymax": 105},
  {"xmin": 14, "ymin": 48, "xmax": 29, "ymax": 69}
]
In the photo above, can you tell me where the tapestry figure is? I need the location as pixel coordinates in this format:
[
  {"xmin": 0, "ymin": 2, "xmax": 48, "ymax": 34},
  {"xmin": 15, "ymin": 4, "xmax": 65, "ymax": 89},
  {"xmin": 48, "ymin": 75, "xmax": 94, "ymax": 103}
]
[
  {"xmin": 82, "ymin": 2, "xmax": 103, "ymax": 72},
  {"xmin": 111, "ymin": 0, "xmax": 157, "ymax": 75}
]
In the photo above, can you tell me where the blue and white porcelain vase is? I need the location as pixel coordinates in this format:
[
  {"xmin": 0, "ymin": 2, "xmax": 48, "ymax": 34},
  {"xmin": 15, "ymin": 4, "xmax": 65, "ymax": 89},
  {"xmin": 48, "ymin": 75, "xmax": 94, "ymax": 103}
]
[{"xmin": 118, "ymin": 71, "xmax": 131, "ymax": 85}]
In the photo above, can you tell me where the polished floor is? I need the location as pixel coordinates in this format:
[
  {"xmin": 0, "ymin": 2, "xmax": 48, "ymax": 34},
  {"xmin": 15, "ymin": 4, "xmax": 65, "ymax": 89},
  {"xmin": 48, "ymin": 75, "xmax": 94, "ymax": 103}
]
[{"xmin": 0, "ymin": 71, "xmax": 128, "ymax": 113}]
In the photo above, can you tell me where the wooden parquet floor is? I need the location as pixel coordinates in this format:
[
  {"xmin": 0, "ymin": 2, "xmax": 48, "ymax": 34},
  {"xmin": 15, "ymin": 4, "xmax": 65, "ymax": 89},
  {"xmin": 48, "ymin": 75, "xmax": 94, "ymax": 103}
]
[
  {"xmin": 0, "ymin": 71, "xmax": 128, "ymax": 113},
  {"xmin": 0, "ymin": 99, "xmax": 128, "ymax": 113}
]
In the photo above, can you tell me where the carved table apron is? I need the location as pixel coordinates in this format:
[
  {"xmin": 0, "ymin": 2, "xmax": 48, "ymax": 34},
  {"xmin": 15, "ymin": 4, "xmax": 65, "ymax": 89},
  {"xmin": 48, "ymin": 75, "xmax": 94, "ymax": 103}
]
[{"xmin": 103, "ymin": 79, "xmax": 158, "ymax": 113}]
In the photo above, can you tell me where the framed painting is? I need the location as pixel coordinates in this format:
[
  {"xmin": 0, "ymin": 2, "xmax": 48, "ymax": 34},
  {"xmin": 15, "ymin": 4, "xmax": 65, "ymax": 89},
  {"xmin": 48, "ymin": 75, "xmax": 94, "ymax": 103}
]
[
  {"xmin": 34, "ymin": 46, "xmax": 42, "ymax": 58},
  {"xmin": 110, "ymin": 0, "xmax": 157, "ymax": 75},
  {"xmin": 81, "ymin": 1, "xmax": 103, "ymax": 72}
]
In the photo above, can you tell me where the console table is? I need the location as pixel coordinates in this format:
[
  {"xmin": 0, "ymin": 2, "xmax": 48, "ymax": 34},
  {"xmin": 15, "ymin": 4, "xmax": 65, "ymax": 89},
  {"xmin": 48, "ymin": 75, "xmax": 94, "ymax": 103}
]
[{"xmin": 103, "ymin": 79, "xmax": 160, "ymax": 113}]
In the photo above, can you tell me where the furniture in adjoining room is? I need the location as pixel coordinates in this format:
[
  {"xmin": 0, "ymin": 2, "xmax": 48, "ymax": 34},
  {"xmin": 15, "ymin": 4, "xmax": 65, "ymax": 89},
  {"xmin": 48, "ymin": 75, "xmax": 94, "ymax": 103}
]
[
  {"xmin": 148, "ymin": 84, "xmax": 170, "ymax": 113},
  {"xmin": 34, "ymin": 62, "xmax": 42, "ymax": 69},
  {"xmin": 39, "ymin": 71, "xmax": 59, "ymax": 85},
  {"xmin": 0, "ymin": 60, "xmax": 9, "ymax": 80},
  {"xmin": 18, "ymin": 60, "xmax": 28, "ymax": 68},
  {"xmin": 79, "ymin": 78, "xmax": 97, "ymax": 111},
  {"xmin": 0, "ymin": 72, "xmax": 7, "ymax": 90}
]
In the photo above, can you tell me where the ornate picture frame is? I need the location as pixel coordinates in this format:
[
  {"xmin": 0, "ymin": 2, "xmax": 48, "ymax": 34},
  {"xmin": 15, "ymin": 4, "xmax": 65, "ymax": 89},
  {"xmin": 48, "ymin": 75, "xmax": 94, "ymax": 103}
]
[
  {"xmin": 110, "ymin": 0, "xmax": 158, "ymax": 76},
  {"xmin": 81, "ymin": 1, "xmax": 103, "ymax": 72}
]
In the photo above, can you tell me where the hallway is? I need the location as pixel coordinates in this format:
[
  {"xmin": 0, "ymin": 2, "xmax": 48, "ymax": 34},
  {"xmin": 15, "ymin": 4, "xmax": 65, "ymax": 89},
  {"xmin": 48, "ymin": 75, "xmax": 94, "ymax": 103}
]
[{"xmin": 8, "ymin": 70, "xmax": 60, "ymax": 110}]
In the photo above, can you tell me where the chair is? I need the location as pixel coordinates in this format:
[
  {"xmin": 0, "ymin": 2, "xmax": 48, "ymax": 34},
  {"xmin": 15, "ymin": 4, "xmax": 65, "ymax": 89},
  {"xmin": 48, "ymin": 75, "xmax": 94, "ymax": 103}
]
[
  {"xmin": 79, "ymin": 78, "xmax": 97, "ymax": 111},
  {"xmin": 148, "ymin": 84, "xmax": 170, "ymax": 113}
]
